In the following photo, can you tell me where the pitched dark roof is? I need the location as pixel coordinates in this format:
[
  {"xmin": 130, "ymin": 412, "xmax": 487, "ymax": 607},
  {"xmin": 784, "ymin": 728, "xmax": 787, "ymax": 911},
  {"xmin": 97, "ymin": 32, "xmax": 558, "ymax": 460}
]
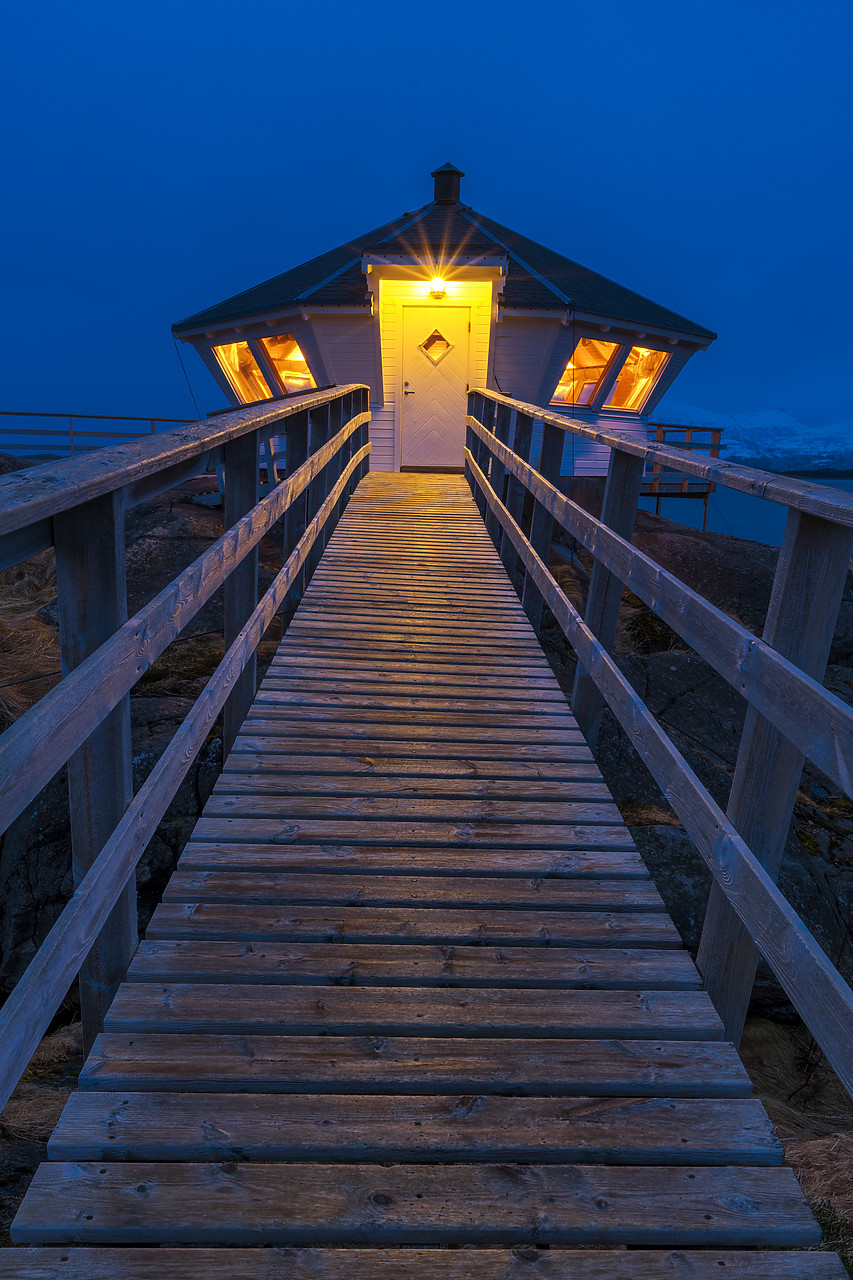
[{"xmin": 173, "ymin": 201, "xmax": 715, "ymax": 340}]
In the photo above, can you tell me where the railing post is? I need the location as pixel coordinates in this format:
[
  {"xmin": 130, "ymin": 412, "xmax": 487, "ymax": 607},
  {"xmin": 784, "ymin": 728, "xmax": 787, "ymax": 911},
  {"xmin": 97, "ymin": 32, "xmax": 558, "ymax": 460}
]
[
  {"xmin": 501, "ymin": 410, "xmax": 534, "ymax": 585},
  {"xmin": 54, "ymin": 490, "xmax": 136, "ymax": 1055},
  {"xmin": 304, "ymin": 401, "xmax": 332, "ymax": 584},
  {"xmin": 521, "ymin": 419, "xmax": 563, "ymax": 634},
  {"xmin": 324, "ymin": 395, "xmax": 345, "ymax": 542},
  {"xmin": 487, "ymin": 401, "xmax": 513, "ymax": 553},
  {"xmin": 469, "ymin": 393, "xmax": 492, "ymax": 519},
  {"xmin": 697, "ymin": 507, "xmax": 853, "ymax": 1041},
  {"xmin": 222, "ymin": 429, "xmax": 259, "ymax": 757},
  {"xmin": 355, "ymin": 388, "xmax": 370, "ymax": 484},
  {"xmin": 284, "ymin": 408, "xmax": 310, "ymax": 611},
  {"xmin": 572, "ymin": 448, "xmax": 646, "ymax": 748}
]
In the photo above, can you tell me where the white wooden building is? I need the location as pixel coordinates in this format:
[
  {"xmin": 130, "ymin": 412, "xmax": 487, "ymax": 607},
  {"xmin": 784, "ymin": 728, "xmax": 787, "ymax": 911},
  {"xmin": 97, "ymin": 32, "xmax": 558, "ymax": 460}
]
[{"xmin": 173, "ymin": 164, "xmax": 715, "ymax": 475}]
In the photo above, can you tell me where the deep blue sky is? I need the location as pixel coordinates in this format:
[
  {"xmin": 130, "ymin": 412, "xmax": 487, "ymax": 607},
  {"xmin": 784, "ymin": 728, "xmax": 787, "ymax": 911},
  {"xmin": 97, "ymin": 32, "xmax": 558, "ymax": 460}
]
[{"xmin": 3, "ymin": 0, "xmax": 850, "ymax": 427}]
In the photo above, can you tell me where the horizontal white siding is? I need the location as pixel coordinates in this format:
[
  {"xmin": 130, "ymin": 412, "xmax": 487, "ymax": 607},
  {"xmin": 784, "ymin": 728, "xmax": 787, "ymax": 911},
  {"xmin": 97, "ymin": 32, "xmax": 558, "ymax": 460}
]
[
  {"xmin": 492, "ymin": 317, "xmax": 561, "ymax": 402},
  {"xmin": 309, "ymin": 315, "xmax": 381, "ymax": 398},
  {"xmin": 367, "ymin": 406, "xmax": 395, "ymax": 471},
  {"xmin": 520, "ymin": 410, "xmax": 648, "ymax": 477}
]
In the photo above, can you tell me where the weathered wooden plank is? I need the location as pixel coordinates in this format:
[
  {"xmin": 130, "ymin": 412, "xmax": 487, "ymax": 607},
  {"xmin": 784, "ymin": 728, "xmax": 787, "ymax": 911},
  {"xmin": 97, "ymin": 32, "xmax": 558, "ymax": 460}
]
[
  {"xmin": 48, "ymin": 1092, "xmax": 781, "ymax": 1164},
  {"xmin": 162, "ymin": 871, "xmax": 662, "ymax": 910},
  {"xmin": 177, "ymin": 840, "xmax": 644, "ymax": 875},
  {"xmin": 252, "ymin": 691, "xmax": 573, "ymax": 717},
  {"xmin": 13, "ymin": 1162, "xmax": 818, "ymax": 1246},
  {"xmin": 201, "ymin": 795, "xmax": 622, "ymax": 824},
  {"xmin": 215, "ymin": 772, "xmax": 609, "ymax": 797},
  {"xmin": 231, "ymin": 735, "xmax": 595, "ymax": 762},
  {"xmin": 104, "ymin": 985, "xmax": 719, "ymax": 1039},
  {"xmin": 147, "ymin": 902, "xmax": 677, "ymax": 946},
  {"xmin": 78, "ymin": 1033, "xmax": 752, "ymax": 1096},
  {"xmin": 127, "ymin": 940, "xmax": 700, "ymax": 989},
  {"xmin": 220, "ymin": 753, "xmax": 603, "ymax": 781},
  {"xmin": 2, "ymin": 1247, "xmax": 845, "ymax": 1279},
  {"xmin": 239, "ymin": 719, "xmax": 586, "ymax": 743},
  {"xmin": 189, "ymin": 818, "xmax": 634, "ymax": 849}
]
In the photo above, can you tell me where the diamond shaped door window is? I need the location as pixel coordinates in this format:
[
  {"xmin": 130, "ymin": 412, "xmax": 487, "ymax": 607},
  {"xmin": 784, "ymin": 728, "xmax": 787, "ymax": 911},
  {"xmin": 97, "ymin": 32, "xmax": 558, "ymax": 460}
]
[{"xmin": 420, "ymin": 329, "xmax": 453, "ymax": 366}]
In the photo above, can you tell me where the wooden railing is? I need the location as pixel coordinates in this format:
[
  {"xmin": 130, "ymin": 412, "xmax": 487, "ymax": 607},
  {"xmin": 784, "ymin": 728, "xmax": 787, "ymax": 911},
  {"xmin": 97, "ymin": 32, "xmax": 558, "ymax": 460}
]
[
  {"xmin": 465, "ymin": 387, "xmax": 853, "ymax": 1095},
  {"xmin": 0, "ymin": 410, "xmax": 194, "ymax": 457},
  {"xmin": 0, "ymin": 384, "xmax": 370, "ymax": 1111},
  {"xmin": 643, "ymin": 423, "xmax": 723, "ymax": 528}
]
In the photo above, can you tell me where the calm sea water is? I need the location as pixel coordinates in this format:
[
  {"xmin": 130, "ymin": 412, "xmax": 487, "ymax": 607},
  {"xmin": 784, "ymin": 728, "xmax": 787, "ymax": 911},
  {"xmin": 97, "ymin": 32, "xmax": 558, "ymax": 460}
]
[{"xmin": 639, "ymin": 475, "xmax": 853, "ymax": 547}]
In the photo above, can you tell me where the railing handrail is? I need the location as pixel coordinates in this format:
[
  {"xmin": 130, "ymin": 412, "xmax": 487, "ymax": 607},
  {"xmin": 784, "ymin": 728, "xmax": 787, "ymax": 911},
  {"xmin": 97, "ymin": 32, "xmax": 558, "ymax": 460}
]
[
  {"xmin": 476, "ymin": 388, "xmax": 853, "ymax": 525},
  {"xmin": 0, "ymin": 385, "xmax": 371, "ymax": 1114},
  {"xmin": 466, "ymin": 388, "xmax": 853, "ymax": 1100},
  {"xmin": 0, "ymin": 385, "xmax": 365, "ymax": 541},
  {"xmin": 0, "ymin": 410, "xmax": 192, "ymax": 423}
]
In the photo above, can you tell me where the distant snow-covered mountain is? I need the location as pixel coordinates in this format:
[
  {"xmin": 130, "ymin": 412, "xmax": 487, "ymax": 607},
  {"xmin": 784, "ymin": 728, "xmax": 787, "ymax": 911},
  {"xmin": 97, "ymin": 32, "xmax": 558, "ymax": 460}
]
[{"xmin": 651, "ymin": 398, "xmax": 853, "ymax": 472}]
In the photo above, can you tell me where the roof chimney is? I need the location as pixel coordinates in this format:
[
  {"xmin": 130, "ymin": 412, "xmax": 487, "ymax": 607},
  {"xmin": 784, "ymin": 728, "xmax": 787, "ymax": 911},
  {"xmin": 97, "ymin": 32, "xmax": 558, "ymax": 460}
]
[{"xmin": 431, "ymin": 162, "xmax": 464, "ymax": 204}]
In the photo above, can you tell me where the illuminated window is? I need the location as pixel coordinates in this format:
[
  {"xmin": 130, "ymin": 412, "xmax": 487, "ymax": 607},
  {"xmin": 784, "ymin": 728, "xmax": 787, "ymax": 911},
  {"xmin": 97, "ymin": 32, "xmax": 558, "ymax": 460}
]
[
  {"xmin": 604, "ymin": 346, "xmax": 669, "ymax": 412},
  {"xmin": 214, "ymin": 342, "xmax": 272, "ymax": 403},
  {"xmin": 550, "ymin": 338, "xmax": 619, "ymax": 406},
  {"xmin": 420, "ymin": 330, "xmax": 453, "ymax": 365},
  {"xmin": 260, "ymin": 334, "xmax": 316, "ymax": 394}
]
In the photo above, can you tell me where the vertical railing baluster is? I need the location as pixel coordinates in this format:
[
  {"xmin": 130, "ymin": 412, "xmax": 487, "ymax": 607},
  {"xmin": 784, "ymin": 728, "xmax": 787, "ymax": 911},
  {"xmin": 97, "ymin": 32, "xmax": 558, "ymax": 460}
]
[
  {"xmin": 521, "ymin": 419, "xmax": 563, "ymax": 634},
  {"xmin": 222, "ymin": 429, "xmax": 260, "ymax": 757},
  {"xmin": 304, "ymin": 401, "xmax": 332, "ymax": 586},
  {"xmin": 501, "ymin": 410, "xmax": 534, "ymax": 587},
  {"xmin": 486, "ymin": 401, "xmax": 513, "ymax": 553},
  {"xmin": 284, "ymin": 407, "xmax": 310, "ymax": 612},
  {"xmin": 54, "ymin": 491, "xmax": 136, "ymax": 1055},
  {"xmin": 697, "ymin": 508, "xmax": 853, "ymax": 1041},
  {"xmin": 572, "ymin": 447, "xmax": 646, "ymax": 748}
]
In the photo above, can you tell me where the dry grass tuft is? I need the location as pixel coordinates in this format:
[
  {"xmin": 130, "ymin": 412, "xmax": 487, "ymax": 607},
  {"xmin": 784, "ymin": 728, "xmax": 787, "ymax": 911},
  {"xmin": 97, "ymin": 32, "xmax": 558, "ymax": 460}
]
[
  {"xmin": 0, "ymin": 549, "xmax": 60, "ymax": 730},
  {"xmin": 0, "ymin": 1022, "xmax": 83, "ymax": 1143},
  {"xmin": 620, "ymin": 800, "xmax": 682, "ymax": 826}
]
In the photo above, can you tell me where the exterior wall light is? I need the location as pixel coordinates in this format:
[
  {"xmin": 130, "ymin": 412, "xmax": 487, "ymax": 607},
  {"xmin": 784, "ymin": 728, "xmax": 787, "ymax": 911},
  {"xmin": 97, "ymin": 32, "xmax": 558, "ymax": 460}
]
[{"xmin": 430, "ymin": 277, "xmax": 446, "ymax": 298}]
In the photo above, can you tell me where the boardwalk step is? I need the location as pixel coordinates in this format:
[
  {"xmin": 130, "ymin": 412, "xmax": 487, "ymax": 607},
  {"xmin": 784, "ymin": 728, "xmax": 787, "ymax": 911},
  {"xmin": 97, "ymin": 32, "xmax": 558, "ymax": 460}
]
[
  {"xmin": 48, "ymin": 1093, "xmax": 782, "ymax": 1165},
  {"xmin": 103, "ymin": 985, "xmax": 722, "ymax": 1039},
  {"xmin": 200, "ymin": 796, "xmax": 623, "ymax": 823},
  {"xmin": 162, "ymin": 872, "xmax": 665, "ymax": 910},
  {"xmin": 177, "ymin": 843, "xmax": 649, "ymax": 877},
  {"xmin": 11, "ymin": 1162, "xmax": 821, "ymax": 1247},
  {"xmin": 146, "ymin": 903, "xmax": 680, "ymax": 947},
  {"xmin": 1, "ymin": 1248, "xmax": 847, "ymax": 1279},
  {"xmin": 219, "ymin": 755, "xmax": 605, "ymax": 781},
  {"xmin": 79, "ymin": 1035, "xmax": 752, "ymax": 1096},
  {"xmin": 213, "ymin": 774, "xmax": 609, "ymax": 797},
  {"xmin": 127, "ymin": 940, "xmax": 702, "ymax": 989}
]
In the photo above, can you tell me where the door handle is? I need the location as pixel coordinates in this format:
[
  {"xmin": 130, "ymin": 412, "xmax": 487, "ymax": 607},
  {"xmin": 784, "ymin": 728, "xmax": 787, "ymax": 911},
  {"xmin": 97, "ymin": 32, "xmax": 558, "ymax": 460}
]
[{"xmin": 404, "ymin": 390, "xmax": 415, "ymax": 396}]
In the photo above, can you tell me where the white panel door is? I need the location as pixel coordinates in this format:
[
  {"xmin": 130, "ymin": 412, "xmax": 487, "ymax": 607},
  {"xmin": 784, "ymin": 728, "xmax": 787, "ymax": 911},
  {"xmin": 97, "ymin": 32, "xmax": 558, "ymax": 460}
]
[{"xmin": 401, "ymin": 306, "xmax": 470, "ymax": 467}]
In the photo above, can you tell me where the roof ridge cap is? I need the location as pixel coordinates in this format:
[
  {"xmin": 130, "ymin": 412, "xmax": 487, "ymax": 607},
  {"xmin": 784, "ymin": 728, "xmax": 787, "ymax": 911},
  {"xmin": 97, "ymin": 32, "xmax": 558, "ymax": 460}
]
[{"xmin": 462, "ymin": 208, "xmax": 572, "ymax": 307}]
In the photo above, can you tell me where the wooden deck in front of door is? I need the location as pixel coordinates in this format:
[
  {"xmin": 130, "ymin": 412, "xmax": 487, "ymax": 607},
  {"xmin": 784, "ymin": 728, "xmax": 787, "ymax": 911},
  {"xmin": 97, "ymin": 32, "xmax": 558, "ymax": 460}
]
[{"xmin": 7, "ymin": 474, "xmax": 842, "ymax": 1277}]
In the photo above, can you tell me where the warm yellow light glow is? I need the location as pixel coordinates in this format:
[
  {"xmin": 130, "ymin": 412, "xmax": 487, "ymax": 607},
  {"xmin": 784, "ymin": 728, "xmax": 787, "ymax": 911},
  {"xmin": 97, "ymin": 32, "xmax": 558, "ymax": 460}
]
[
  {"xmin": 430, "ymin": 277, "xmax": 446, "ymax": 297},
  {"xmin": 550, "ymin": 338, "xmax": 619, "ymax": 407},
  {"xmin": 604, "ymin": 346, "xmax": 669, "ymax": 412},
  {"xmin": 213, "ymin": 341, "xmax": 272, "ymax": 403},
  {"xmin": 260, "ymin": 334, "xmax": 317, "ymax": 394}
]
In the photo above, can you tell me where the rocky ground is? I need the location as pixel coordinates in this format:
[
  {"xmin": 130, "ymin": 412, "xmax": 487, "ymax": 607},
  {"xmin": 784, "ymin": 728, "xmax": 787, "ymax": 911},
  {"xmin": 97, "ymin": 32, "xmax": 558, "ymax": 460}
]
[{"xmin": 0, "ymin": 459, "xmax": 852, "ymax": 1262}]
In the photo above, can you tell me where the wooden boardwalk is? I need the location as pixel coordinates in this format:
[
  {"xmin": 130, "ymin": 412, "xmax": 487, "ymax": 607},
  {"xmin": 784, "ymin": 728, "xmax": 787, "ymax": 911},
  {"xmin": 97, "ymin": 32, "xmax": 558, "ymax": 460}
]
[{"xmin": 7, "ymin": 474, "xmax": 841, "ymax": 1276}]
